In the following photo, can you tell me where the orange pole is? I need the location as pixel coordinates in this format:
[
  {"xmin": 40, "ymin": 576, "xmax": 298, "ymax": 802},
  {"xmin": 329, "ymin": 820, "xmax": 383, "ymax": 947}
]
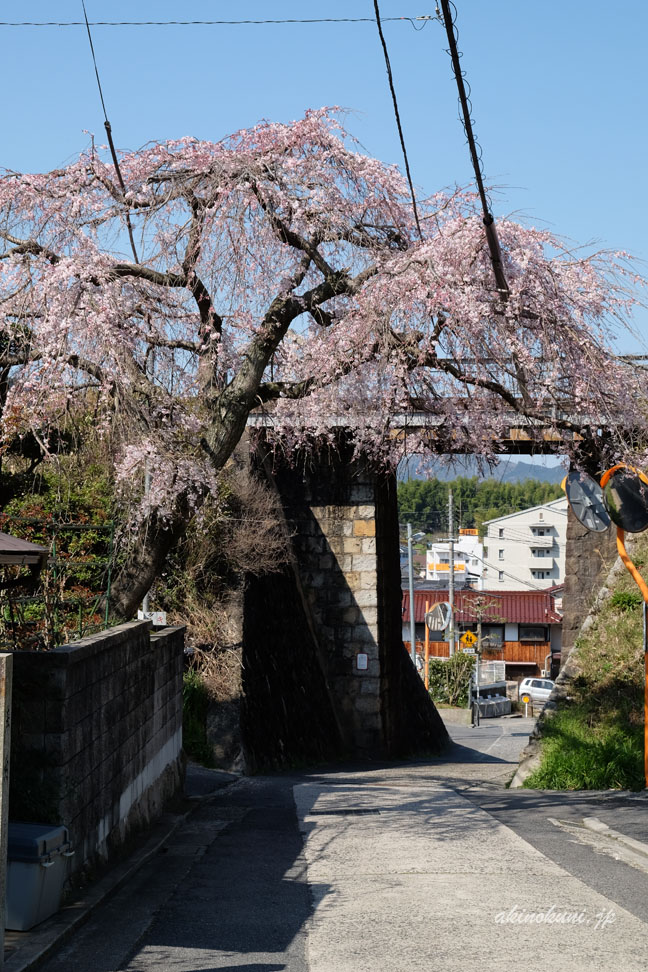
[
  {"xmin": 615, "ymin": 527, "xmax": 648, "ymax": 603},
  {"xmin": 424, "ymin": 600, "xmax": 430, "ymax": 690},
  {"xmin": 645, "ymin": 642, "xmax": 648, "ymax": 789},
  {"xmin": 599, "ymin": 465, "xmax": 648, "ymax": 789},
  {"xmin": 613, "ymin": 524, "xmax": 648, "ymax": 788}
]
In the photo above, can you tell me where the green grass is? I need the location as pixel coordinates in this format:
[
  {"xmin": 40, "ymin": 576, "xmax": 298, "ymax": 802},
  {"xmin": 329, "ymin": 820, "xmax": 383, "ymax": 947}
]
[
  {"xmin": 524, "ymin": 534, "xmax": 648, "ymax": 791},
  {"xmin": 523, "ymin": 706, "xmax": 644, "ymax": 790}
]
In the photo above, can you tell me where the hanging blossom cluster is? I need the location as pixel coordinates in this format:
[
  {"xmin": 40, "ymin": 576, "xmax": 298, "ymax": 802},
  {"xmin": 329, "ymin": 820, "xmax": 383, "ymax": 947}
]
[
  {"xmin": 115, "ymin": 438, "xmax": 221, "ymax": 529},
  {"xmin": 0, "ymin": 107, "xmax": 645, "ymax": 524}
]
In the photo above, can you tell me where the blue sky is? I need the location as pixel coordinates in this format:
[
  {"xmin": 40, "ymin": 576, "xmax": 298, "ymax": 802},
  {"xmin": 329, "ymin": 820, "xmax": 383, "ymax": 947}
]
[{"xmin": 2, "ymin": 0, "xmax": 647, "ymax": 353}]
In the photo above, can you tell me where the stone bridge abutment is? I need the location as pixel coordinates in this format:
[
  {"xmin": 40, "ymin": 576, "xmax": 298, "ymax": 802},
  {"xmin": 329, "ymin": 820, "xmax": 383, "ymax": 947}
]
[{"xmin": 241, "ymin": 443, "xmax": 448, "ymax": 767}]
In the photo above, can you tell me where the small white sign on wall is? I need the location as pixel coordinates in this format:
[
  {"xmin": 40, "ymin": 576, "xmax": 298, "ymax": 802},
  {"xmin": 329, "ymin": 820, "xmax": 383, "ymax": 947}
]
[
  {"xmin": 138, "ymin": 610, "xmax": 167, "ymax": 626},
  {"xmin": 356, "ymin": 653, "xmax": 368, "ymax": 671}
]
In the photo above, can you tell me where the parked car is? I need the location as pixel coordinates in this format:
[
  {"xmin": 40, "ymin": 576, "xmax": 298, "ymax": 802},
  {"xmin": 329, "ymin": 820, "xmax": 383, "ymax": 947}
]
[{"xmin": 518, "ymin": 677, "xmax": 555, "ymax": 705}]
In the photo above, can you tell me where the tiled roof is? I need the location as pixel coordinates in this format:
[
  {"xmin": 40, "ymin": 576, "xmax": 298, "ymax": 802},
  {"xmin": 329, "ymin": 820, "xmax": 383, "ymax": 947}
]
[{"xmin": 402, "ymin": 588, "xmax": 562, "ymax": 625}]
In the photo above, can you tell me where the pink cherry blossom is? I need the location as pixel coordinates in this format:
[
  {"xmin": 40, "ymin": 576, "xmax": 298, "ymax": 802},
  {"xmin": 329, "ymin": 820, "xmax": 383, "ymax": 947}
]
[{"xmin": 0, "ymin": 109, "xmax": 645, "ymax": 613}]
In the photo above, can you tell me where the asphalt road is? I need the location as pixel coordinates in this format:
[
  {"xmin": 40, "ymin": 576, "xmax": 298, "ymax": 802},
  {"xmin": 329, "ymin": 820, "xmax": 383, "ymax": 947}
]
[
  {"xmin": 443, "ymin": 716, "xmax": 648, "ymax": 928},
  {"xmin": 35, "ymin": 716, "xmax": 648, "ymax": 972}
]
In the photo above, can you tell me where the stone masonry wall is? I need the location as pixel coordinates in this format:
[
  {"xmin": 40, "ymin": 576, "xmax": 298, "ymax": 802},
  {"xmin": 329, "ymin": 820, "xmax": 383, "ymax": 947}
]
[
  {"xmin": 9, "ymin": 621, "xmax": 184, "ymax": 877},
  {"xmin": 562, "ymin": 503, "xmax": 618, "ymax": 659},
  {"xmin": 303, "ymin": 487, "xmax": 384, "ymax": 754},
  {"xmin": 259, "ymin": 445, "xmax": 448, "ymax": 760}
]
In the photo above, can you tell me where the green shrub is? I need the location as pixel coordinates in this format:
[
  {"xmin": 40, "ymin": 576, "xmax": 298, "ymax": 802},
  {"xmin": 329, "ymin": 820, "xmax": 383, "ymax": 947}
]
[
  {"xmin": 182, "ymin": 669, "xmax": 214, "ymax": 766},
  {"xmin": 428, "ymin": 653, "xmax": 474, "ymax": 707}
]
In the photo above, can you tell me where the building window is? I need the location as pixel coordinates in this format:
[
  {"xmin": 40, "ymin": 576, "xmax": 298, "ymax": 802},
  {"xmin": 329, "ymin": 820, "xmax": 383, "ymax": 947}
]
[
  {"xmin": 538, "ymin": 512, "xmax": 544, "ymax": 521},
  {"xmin": 498, "ymin": 549, "xmax": 504, "ymax": 560},
  {"xmin": 498, "ymin": 571, "xmax": 504, "ymax": 582},
  {"xmin": 532, "ymin": 549, "xmax": 549, "ymax": 557},
  {"xmin": 482, "ymin": 624, "xmax": 504, "ymax": 647},
  {"xmin": 520, "ymin": 625, "xmax": 547, "ymax": 642},
  {"xmin": 498, "ymin": 528, "xmax": 504, "ymax": 538}
]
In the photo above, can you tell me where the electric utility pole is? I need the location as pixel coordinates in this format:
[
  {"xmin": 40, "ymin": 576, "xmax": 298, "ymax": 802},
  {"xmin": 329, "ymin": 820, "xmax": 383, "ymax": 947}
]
[
  {"xmin": 448, "ymin": 489, "xmax": 456, "ymax": 657},
  {"xmin": 407, "ymin": 523, "xmax": 417, "ymax": 666}
]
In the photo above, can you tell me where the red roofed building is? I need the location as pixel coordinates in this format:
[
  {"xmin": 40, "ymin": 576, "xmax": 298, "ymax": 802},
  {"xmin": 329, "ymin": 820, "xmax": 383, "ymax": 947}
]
[{"xmin": 402, "ymin": 588, "xmax": 562, "ymax": 679}]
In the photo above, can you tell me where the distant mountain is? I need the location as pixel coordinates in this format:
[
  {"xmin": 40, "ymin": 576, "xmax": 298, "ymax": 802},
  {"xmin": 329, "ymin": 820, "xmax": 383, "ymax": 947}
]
[{"xmin": 398, "ymin": 456, "xmax": 567, "ymax": 485}]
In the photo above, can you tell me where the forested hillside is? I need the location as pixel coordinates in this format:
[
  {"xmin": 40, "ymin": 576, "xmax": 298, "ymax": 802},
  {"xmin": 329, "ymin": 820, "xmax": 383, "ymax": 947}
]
[{"xmin": 398, "ymin": 477, "xmax": 564, "ymax": 536}]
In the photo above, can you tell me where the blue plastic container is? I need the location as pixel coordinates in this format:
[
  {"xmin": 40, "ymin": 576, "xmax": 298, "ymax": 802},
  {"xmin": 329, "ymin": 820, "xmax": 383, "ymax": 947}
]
[{"xmin": 6, "ymin": 823, "xmax": 73, "ymax": 930}]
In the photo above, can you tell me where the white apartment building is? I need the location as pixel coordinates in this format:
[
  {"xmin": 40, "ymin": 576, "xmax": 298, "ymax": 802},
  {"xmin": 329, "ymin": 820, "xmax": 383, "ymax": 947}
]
[
  {"xmin": 426, "ymin": 528, "xmax": 484, "ymax": 590},
  {"xmin": 482, "ymin": 497, "xmax": 568, "ymax": 591}
]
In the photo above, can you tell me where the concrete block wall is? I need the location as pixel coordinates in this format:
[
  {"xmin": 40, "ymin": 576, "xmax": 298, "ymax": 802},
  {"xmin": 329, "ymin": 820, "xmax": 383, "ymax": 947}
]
[{"xmin": 9, "ymin": 621, "xmax": 184, "ymax": 876}]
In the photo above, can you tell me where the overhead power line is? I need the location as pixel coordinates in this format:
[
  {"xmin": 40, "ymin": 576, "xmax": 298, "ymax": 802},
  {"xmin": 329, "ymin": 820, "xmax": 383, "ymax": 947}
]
[
  {"xmin": 80, "ymin": 1, "xmax": 139, "ymax": 265},
  {"xmin": 436, "ymin": 0, "xmax": 508, "ymax": 297},
  {"xmin": 373, "ymin": 0, "xmax": 423, "ymax": 239},
  {"xmin": 0, "ymin": 16, "xmax": 435, "ymax": 29}
]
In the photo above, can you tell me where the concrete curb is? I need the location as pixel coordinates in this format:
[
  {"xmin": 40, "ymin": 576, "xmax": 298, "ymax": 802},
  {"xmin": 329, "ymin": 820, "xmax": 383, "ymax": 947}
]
[
  {"xmin": 438, "ymin": 708, "xmax": 472, "ymax": 726},
  {"xmin": 582, "ymin": 815, "xmax": 648, "ymax": 862},
  {"xmin": 3, "ymin": 774, "xmax": 239, "ymax": 972}
]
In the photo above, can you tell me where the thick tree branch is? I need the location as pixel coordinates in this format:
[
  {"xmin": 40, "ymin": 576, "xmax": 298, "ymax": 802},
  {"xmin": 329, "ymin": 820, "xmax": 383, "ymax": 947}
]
[
  {"xmin": 255, "ymin": 377, "xmax": 316, "ymax": 404},
  {"xmin": 250, "ymin": 182, "xmax": 336, "ymax": 279},
  {"xmin": 0, "ymin": 233, "xmax": 60, "ymax": 265}
]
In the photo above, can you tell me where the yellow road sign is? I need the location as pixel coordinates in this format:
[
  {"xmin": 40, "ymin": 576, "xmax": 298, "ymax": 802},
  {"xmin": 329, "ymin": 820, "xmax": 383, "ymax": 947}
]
[{"xmin": 460, "ymin": 630, "xmax": 477, "ymax": 646}]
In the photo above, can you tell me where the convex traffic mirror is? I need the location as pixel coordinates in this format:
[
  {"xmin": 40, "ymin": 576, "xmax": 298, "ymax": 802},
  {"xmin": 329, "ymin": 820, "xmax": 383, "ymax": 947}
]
[
  {"xmin": 601, "ymin": 467, "xmax": 648, "ymax": 534},
  {"xmin": 564, "ymin": 471, "xmax": 611, "ymax": 533}
]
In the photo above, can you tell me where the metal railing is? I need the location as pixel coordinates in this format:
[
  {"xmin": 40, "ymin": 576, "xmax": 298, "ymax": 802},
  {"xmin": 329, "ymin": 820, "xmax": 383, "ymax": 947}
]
[{"xmin": 0, "ymin": 518, "xmax": 114, "ymax": 651}]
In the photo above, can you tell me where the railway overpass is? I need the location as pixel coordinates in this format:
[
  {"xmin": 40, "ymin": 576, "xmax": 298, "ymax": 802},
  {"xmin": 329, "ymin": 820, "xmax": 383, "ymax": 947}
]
[{"xmin": 240, "ymin": 401, "xmax": 633, "ymax": 767}]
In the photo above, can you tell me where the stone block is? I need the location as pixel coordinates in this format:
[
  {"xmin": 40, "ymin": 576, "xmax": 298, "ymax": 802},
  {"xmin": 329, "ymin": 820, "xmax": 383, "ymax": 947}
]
[
  {"xmin": 351, "ymin": 627, "xmax": 378, "ymax": 647},
  {"xmin": 341, "ymin": 570, "xmax": 360, "ymax": 588},
  {"xmin": 353, "ymin": 519, "xmax": 376, "ymax": 538},
  {"xmin": 361, "ymin": 607, "xmax": 378, "ymax": 626},
  {"xmin": 342, "ymin": 606, "xmax": 360, "ymax": 624},
  {"xmin": 359, "ymin": 570, "xmax": 377, "ymax": 589},
  {"xmin": 307, "ymin": 571, "xmax": 327, "ymax": 588},
  {"xmin": 354, "ymin": 694, "xmax": 381, "ymax": 715},
  {"xmin": 355, "ymin": 589, "xmax": 379, "ymax": 608},
  {"xmin": 342, "ymin": 521, "xmax": 353, "ymax": 537},
  {"xmin": 318, "ymin": 554, "xmax": 334, "ymax": 570},
  {"xmin": 356, "ymin": 505, "xmax": 375, "ymax": 519},
  {"xmin": 361, "ymin": 537, "xmax": 377, "ymax": 554},
  {"xmin": 329, "ymin": 590, "xmax": 352, "ymax": 608},
  {"xmin": 359, "ymin": 677, "xmax": 381, "ymax": 695},
  {"xmin": 303, "ymin": 536, "xmax": 325, "ymax": 554},
  {"xmin": 348, "ymin": 484, "xmax": 374, "ymax": 503},
  {"xmin": 343, "ymin": 538, "xmax": 363, "ymax": 554},
  {"xmin": 351, "ymin": 555, "xmax": 375, "ymax": 573}
]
